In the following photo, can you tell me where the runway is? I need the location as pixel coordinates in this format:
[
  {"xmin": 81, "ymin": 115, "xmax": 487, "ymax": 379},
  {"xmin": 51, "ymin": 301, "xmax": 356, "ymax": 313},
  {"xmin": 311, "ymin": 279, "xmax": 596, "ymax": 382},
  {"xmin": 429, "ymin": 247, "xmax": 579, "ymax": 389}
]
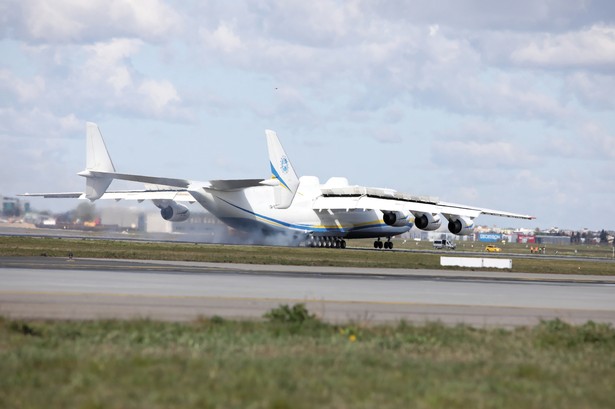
[{"xmin": 1, "ymin": 257, "xmax": 614, "ymax": 327}]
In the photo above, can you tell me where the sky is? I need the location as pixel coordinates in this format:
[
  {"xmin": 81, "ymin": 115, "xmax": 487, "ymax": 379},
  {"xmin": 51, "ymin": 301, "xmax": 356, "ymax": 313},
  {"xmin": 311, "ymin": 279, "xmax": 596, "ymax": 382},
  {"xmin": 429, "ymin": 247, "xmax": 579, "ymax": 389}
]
[{"xmin": 1, "ymin": 0, "xmax": 614, "ymax": 231}]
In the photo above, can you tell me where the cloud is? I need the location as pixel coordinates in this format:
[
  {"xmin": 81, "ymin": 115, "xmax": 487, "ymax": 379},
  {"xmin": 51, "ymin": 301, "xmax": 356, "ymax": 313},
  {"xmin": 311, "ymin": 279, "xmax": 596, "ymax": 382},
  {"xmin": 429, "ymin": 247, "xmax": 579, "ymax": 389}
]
[
  {"xmin": 0, "ymin": 107, "xmax": 80, "ymax": 138},
  {"xmin": 565, "ymin": 72, "xmax": 615, "ymax": 109},
  {"xmin": 431, "ymin": 119, "xmax": 539, "ymax": 169},
  {"xmin": 6, "ymin": 0, "xmax": 182, "ymax": 43},
  {"xmin": 366, "ymin": 0, "xmax": 614, "ymax": 32},
  {"xmin": 511, "ymin": 24, "xmax": 615, "ymax": 70},
  {"xmin": 138, "ymin": 79, "xmax": 181, "ymax": 114},
  {"xmin": 0, "ymin": 38, "xmax": 191, "ymax": 122},
  {"xmin": 0, "ymin": 69, "xmax": 45, "ymax": 103},
  {"xmin": 371, "ymin": 127, "xmax": 402, "ymax": 144},
  {"xmin": 581, "ymin": 122, "xmax": 615, "ymax": 160},
  {"xmin": 201, "ymin": 21, "xmax": 242, "ymax": 53},
  {"xmin": 81, "ymin": 38, "xmax": 142, "ymax": 95},
  {"xmin": 434, "ymin": 140, "xmax": 530, "ymax": 169}
]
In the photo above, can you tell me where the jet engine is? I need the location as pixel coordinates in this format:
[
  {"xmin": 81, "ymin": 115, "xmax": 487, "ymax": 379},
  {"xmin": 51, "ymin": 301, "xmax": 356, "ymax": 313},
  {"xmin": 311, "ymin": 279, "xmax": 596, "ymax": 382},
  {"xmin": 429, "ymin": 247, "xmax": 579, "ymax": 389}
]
[
  {"xmin": 446, "ymin": 216, "xmax": 474, "ymax": 235},
  {"xmin": 157, "ymin": 201, "xmax": 190, "ymax": 222},
  {"xmin": 382, "ymin": 211, "xmax": 409, "ymax": 227},
  {"xmin": 412, "ymin": 212, "xmax": 442, "ymax": 231}
]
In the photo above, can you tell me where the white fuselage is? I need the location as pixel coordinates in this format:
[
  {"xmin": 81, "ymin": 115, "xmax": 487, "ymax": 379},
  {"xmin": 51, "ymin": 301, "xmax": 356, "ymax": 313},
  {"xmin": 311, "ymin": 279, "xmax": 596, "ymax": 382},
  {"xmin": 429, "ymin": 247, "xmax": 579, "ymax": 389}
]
[{"xmin": 188, "ymin": 176, "xmax": 412, "ymax": 240}]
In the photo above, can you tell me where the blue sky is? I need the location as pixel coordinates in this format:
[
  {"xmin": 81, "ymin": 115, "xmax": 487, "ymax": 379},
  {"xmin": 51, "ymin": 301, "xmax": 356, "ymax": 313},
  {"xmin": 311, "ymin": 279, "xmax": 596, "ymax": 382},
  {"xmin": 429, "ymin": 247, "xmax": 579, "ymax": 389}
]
[{"xmin": 1, "ymin": 0, "xmax": 614, "ymax": 230}]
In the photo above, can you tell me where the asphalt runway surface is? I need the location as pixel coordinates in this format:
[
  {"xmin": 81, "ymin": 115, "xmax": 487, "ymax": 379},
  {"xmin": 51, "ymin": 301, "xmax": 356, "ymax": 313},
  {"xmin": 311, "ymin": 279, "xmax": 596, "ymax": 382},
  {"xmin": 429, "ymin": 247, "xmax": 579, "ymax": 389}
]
[{"xmin": 1, "ymin": 257, "xmax": 615, "ymax": 327}]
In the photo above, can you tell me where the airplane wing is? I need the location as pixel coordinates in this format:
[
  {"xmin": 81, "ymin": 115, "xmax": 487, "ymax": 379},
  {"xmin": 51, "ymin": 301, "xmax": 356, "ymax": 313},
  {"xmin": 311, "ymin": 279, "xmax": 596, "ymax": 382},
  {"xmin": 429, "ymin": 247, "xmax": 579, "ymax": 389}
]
[{"xmin": 313, "ymin": 186, "xmax": 534, "ymax": 220}]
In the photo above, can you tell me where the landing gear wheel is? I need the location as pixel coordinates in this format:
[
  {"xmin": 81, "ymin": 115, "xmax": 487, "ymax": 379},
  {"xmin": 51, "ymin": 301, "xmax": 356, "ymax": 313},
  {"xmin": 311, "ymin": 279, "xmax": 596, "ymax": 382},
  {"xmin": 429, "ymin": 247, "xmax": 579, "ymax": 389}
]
[{"xmin": 340, "ymin": 240, "xmax": 346, "ymax": 249}]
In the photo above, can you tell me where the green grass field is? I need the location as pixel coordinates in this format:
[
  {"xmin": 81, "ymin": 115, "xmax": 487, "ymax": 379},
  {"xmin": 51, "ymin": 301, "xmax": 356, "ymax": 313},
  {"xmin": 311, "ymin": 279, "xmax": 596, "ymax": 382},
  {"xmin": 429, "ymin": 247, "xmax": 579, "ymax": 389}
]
[
  {"xmin": 1, "ymin": 236, "xmax": 614, "ymax": 275},
  {"xmin": 1, "ymin": 313, "xmax": 614, "ymax": 409}
]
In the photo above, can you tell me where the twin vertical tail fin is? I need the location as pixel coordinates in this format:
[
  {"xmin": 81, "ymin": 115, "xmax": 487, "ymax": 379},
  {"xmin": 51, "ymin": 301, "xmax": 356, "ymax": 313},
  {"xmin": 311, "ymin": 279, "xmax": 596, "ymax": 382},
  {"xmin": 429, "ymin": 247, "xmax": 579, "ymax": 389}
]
[
  {"xmin": 266, "ymin": 130, "xmax": 299, "ymax": 209},
  {"xmin": 80, "ymin": 122, "xmax": 116, "ymax": 201}
]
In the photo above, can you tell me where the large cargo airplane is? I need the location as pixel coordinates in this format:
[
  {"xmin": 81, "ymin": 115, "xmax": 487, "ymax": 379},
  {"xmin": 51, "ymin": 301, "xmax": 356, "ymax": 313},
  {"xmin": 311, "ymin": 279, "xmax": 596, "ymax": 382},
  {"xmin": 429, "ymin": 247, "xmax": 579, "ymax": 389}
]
[{"xmin": 21, "ymin": 122, "xmax": 534, "ymax": 249}]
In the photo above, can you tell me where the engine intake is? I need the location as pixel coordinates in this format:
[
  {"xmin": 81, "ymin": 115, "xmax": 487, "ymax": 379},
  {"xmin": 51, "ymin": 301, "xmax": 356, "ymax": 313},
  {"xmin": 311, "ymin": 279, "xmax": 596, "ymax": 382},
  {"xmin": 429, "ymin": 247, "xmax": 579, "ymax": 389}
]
[
  {"xmin": 447, "ymin": 216, "xmax": 474, "ymax": 235},
  {"xmin": 158, "ymin": 202, "xmax": 190, "ymax": 222},
  {"xmin": 382, "ymin": 211, "xmax": 409, "ymax": 227},
  {"xmin": 413, "ymin": 212, "xmax": 442, "ymax": 231}
]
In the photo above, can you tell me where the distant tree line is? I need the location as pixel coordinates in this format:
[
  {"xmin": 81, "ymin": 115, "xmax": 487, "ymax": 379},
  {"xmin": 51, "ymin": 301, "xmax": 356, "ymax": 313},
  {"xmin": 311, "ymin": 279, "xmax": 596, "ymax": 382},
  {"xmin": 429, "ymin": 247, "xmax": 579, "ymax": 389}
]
[{"xmin": 570, "ymin": 230, "xmax": 613, "ymax": 245}]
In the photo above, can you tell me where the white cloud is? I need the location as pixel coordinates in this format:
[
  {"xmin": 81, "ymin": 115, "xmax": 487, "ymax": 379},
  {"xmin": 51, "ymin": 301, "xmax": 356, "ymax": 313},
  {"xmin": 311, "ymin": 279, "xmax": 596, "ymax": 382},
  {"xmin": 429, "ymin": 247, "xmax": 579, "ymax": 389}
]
[
  {"xmin": 581, "ymin": 122, "xmax": 615, "ymax": 160},
  {"xmin": 10, "ymin": 0, "xmax": 181, "ymax": 43},
  {"xmin": 0, "ymin": 107, "xmax": 80, "ymax": 138},
  {"xmin": 201, "ymin": 21, "xmax": 242, "ymax": 53},
  {"xmin": 82, "ymin": 39, "xmax": 142, "ymax": 94},
  {"xmin": 0, "ymin": 69, "xmax": 45, "ymax": 102},
  {"xmin": 371, "ymin": 127, "xmax": 402, "ymax": 144},
  {"xmin": 138, "ymin": 79, "xmax": 181, "ymax": 113},
  {"xmin": 511, "ymin": 24, "xmax": 615, "ymax": 69},
  {"xmin": 434, "ymin": 140, "xmax": 530, "ymax": 169},
  {"xmin": 565, "ymin": 72, "xmax": 615, "ymax": 109}
]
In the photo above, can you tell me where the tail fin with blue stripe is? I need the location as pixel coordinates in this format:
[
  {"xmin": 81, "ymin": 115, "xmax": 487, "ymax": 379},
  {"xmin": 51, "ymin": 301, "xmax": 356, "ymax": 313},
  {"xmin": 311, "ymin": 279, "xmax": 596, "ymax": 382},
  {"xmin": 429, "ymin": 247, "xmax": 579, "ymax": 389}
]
[{"xmin": 265, "ymin": 130, "xmax": 299, "ymax": 209}]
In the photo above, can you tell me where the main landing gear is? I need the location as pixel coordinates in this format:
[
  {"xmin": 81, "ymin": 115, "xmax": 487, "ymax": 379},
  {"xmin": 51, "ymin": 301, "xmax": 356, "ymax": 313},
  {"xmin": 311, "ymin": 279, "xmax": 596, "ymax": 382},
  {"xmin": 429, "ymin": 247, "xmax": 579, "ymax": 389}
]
[
  {"xmin": 374, "ymin": 237, "xmax": 393, "ymax": 250},
  {"xmin": 307, "ymin": 236, "xmax": 346, "ymax": 249}
]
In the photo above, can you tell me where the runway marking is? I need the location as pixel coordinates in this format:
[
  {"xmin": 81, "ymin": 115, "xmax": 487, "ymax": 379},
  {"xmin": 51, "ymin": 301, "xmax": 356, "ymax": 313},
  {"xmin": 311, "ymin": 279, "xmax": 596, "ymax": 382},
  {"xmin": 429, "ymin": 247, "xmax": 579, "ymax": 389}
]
[{"xmin": 1, "ymin": 290, "xmax": 612, "ymax": 314}]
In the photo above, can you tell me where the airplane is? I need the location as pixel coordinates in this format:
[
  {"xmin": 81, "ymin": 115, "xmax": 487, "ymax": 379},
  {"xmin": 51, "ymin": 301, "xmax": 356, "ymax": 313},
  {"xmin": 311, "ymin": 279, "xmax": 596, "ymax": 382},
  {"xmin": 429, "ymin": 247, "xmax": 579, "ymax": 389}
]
[{"xmin": 21, "ymin": 122, "xmax": 534, "ymax": 249}]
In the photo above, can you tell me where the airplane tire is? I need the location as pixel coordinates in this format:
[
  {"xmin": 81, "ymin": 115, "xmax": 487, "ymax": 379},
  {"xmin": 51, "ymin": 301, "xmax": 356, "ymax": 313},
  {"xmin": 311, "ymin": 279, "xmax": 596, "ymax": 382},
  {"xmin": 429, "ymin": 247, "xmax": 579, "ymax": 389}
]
[{"xmin": 341, "ymin": 240, "xmax": 346, "ymax": 249}]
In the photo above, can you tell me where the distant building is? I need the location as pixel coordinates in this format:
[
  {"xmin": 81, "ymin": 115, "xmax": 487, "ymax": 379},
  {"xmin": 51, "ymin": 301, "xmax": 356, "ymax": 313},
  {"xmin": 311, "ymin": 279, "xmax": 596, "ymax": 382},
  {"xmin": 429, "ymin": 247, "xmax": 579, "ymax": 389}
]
[
  {"xmin": 99, "ymin": 206, "xmax": 231, "ymax": 238},
  {"xmin": 1, "ymin": 195, "xmax": 29, "ymax": 218},
  {"xmin": 534, "ymin": 235, "xmax": 571, "ymax": 245}
]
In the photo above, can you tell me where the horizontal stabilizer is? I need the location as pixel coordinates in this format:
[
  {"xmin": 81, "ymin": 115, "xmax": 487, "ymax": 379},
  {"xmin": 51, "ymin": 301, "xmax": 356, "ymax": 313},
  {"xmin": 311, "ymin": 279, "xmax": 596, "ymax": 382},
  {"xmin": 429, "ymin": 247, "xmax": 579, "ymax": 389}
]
[
  {"xmin": 18, "ymin": 192, "xmax": 84, "ymax": 199},
  {"xmin": 208, "ymin": 179, "xmax": 266, "ymax": 190},
  {"xmin": 80, "ymin": 170, "xmax": 191, "ymax": 189}
]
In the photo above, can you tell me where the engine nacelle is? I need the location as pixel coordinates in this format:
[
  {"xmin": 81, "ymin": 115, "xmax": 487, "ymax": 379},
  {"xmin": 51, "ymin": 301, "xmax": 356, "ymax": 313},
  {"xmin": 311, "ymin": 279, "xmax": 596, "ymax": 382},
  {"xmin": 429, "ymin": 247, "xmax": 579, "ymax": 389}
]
[
  {"xmin": 382, "ymin": 211, "xmax": 410, "ymax": 227},
  {"xmin": 159, "ymin": 202, "xmax": 190, "ymax": 222},
  {"xmin": 447, "ymin": 216, "xmax": 474, "ymax": 235},
  {"xmin": 412, "ymin": 212, "xmax": 442, "ymax": 231}
]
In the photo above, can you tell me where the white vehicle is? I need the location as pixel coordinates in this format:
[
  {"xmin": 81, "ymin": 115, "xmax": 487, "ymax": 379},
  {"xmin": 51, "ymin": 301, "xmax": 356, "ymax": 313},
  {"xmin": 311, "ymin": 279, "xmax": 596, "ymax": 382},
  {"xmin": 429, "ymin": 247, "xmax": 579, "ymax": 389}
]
[
  {"xmin": 21, "ymin": 123, "xmax": 534, "ymax": 249},
  {"xmin": 433, "ymin": 239, "xmax": 456, "ymax": 250}
]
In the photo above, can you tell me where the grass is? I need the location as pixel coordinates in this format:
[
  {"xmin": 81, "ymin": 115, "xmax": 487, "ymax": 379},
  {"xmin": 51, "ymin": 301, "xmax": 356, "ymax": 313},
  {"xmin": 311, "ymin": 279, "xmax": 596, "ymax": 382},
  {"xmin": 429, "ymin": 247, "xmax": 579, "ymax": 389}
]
[
  {"xmin": 1, "ymin": 314, "xmax": 614, "ymax": 409},
  {"xmin": 1, "ymin": 236, "xmax": 614, "ymax": 275}
]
